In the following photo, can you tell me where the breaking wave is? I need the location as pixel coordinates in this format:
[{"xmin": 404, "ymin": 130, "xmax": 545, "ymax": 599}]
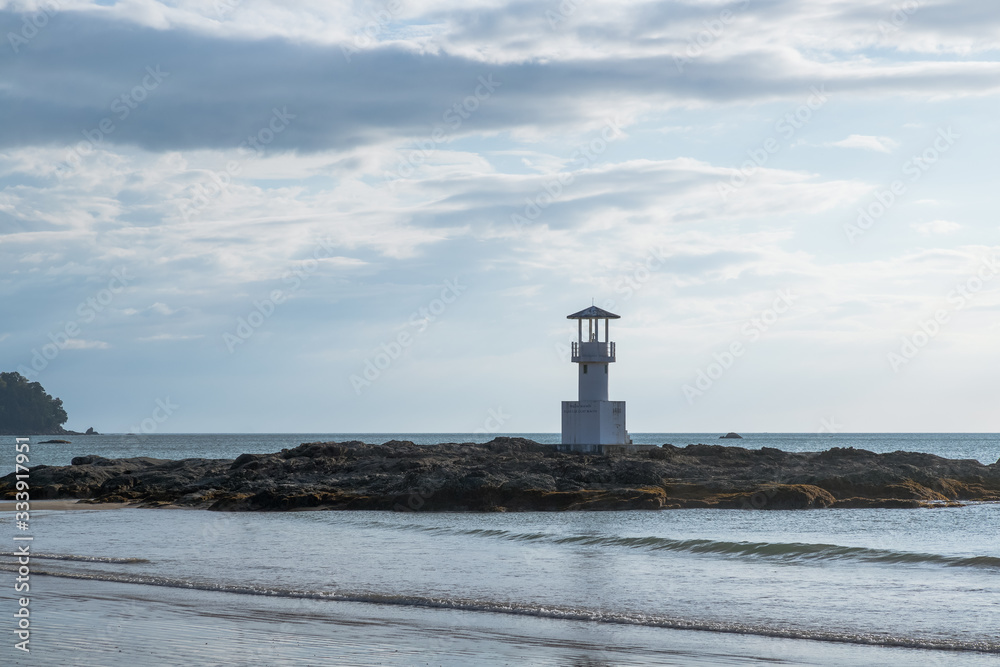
[
  {"xmin": 405, "ymin": 525, "xmax": 1000, "ymax": 570},
  {"xmin": 0, "ymin": 552, "xmax": 149, "ymax": 564}
]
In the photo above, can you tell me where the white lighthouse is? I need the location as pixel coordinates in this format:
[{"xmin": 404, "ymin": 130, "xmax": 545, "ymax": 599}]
[{"xmin": 560, "ymin": 306, "xmax": 630, "ymax": 452}]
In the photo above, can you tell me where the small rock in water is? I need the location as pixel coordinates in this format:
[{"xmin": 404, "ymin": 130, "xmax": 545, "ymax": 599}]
[
  {"xmin": 720, "ymin": 432, "xmax": 743, "ymax": 439},
  {"xmin": 40, "ymin": 439, "xmax": 71, "ymax": 444}
]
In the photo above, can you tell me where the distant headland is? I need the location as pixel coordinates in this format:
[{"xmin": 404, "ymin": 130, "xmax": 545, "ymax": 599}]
[
  {"xmin": 0, "ymin": 372, "xmax": 98, "ymax": 436},
  {"xmin": 0, "ymin": 371, "xmax": 71, "ymax": 435},
  {"xmin": 3, "ymin": 438, "xmax": 998, "ymax": 511}
]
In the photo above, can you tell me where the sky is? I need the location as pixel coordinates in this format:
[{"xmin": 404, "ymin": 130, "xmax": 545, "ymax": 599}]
[{"xmin": 1, "ymin": 0, "xmax": 999, "ymax": 434}]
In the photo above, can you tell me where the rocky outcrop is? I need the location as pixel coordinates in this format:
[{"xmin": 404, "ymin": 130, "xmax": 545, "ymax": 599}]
[
  {"xmin": 2, "ymin": 438, "xmax": 998, "ymax": 512},
  {"xmin": 720, "ymin": 432, "xmax": 743, "ymax": 439}
]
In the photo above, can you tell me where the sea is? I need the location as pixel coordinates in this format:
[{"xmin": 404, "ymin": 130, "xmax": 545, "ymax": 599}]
[{"xmin": 2, "ymin": 433, "xmax": 998, "ymax": 666}]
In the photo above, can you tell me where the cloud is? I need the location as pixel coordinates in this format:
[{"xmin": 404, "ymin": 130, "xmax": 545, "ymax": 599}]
[
  {"xmin": 3, "ymin": 1, "xmax": 1000, "ymax": 431},
  {"xmin": 3, "ymin": 9, "xmax": 1000, "ymax": 157},
  {"xmin": 61, "ymin": 339, "xmax": 110, "ymax": 350},
  {"xmin": 137, "ymin": 333, "xmax": 205, "ymax": 342},
  {"xmin": 912, "ymin": 220, "xmax": 962, "ymax": 236},
  {"xmin": 826, "ymin": 135, "xmax": 900, "ymax": 153}
]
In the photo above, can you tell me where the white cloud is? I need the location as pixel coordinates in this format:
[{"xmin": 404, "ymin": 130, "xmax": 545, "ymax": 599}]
[
  {"xmin": 826, "ymin": 135, "xmax": 900, "ymax": 153},
  {"xmin": 61, "ymin": 339, "xmax": 111, "ymax": 350},
  {"xmin": 137, "ymin": 333, "xmax": 205, "ymax": 342},
  {"xmin": 912, "ymin": 220, "xmax": 962, "ymax": 236}
]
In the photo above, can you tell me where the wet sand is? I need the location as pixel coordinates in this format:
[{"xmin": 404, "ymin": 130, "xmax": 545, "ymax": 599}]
[{"xmin": 0, "ymin": 500, "xmax": 133, "ymax": 511}]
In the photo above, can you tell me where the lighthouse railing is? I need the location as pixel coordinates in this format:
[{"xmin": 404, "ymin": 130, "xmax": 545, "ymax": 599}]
[{"xmin": 571, "ymin": 341, "xmax": 615, "ymax": 363}]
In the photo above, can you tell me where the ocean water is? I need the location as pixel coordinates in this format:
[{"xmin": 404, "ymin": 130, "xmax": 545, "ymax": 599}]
[
  {"xmin": 1, "ymin": 505, "xmax": 998, "ymax": 665},
  {"xmin": 1, "ymin": 433, "xmax": 998, "ymax": 665},
  {"xmin": 12, "ymin": 431, "xmax": 1000, "ymax": 467}
]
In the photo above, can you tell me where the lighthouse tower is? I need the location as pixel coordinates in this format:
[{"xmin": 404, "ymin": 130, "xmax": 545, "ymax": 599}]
[{"xmin": 560, "ymin": 306, "xmax": 629, "ymax": 452}]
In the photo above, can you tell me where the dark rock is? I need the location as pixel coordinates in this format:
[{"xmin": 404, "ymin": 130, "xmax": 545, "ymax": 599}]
[
  {"xmin": 3, "ymin": 439, "xmax": 998, "ymax": 513},
  {"xmin": 833, "ymin": 497, "xmax": 930, "ymax": 509},
  {"xmin": 677, "ymin": 499, "xmax": 713, "ymax": 508},
  {"xmin": 230, "ymin": 453, "xmax": 265, "ymax": 469},
  {"xmin": 684, "ymin": 444, "xmax": 749, "ymax": 459},
  {"xmin": 720, "ymin": 432, "xmax": 743, "ymax": 439},
  {"xmin": 40, "ymin": 439, "xmax": 71, "ymax": 444},
  {"xmin": 483, "ymin": 437, "xmax": 550, "ymax": 453},
  {"xmin": 818, "ymin": 446, "xmax": 876, "ymax": 459},
  {"xmin": 72, "ymin": 455, "xmax": 107, "ymax": 465},
  {"xmin": 85, "ymin": 427, "xmax": 99, "ymax": 435},
  {"xmin": 382, "ymin": 440, "xmax": 417, "ymax": 448},
  {"xmin": 731, "ymin": 484, "xmax": 836, "ymax": 510}
]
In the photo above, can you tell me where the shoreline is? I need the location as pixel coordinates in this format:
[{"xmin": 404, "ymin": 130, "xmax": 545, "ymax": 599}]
[
  {"xmin": 0, "ymin": 500, "xmax": 132, "ymax": 511},
  {"xmin": 3, "ymin": 437, "xmax": 999, "ymax": 512}
]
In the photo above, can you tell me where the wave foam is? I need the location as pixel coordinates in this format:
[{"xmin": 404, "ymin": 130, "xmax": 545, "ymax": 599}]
[
  {"xmin": 0, "ymin": 552, "xmax": 149, "ymax": 564},
  {"xmin": 401, "ymin": 524, "xmax": 1000, "ymax": 570}
]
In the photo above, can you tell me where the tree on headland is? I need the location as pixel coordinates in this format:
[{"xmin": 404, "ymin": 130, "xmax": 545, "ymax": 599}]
[{"xmin": 0, "ymin": 372, "xmax": 69, "ymax": 435}]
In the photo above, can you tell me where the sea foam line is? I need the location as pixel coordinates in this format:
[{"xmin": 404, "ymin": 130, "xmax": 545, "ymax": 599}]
[
  {"xmin": 2, "ymin": 565, "xmax": 996, "ymax": 654},
  {"xmin": 394, "ymin": 523, "xmax": 1000, "ymax": 570},
  {"xmin": 0, "ymin": 552, "xmax": 149, "ymax": 564}
]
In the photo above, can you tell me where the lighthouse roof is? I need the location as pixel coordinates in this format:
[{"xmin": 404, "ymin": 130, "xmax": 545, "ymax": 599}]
[{"xmin": 567, "ymin": 306, "xmax": 620, "ymax": 319}]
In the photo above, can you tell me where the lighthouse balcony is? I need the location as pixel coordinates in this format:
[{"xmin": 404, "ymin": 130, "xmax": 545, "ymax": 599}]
[{"xmin": 571, "ymin": 341, "xmax": 616, "ymax": 363}]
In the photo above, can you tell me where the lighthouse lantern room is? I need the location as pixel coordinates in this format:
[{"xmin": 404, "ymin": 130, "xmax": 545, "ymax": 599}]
[{"xmin": 560, "ymin": 306, "xmax": 629, "ymax": 452}]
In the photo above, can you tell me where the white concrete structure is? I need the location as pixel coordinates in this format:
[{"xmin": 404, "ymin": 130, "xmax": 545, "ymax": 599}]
[{"xmin": 560, "ymin": 306, "xmax": 630, "ymax": 452}]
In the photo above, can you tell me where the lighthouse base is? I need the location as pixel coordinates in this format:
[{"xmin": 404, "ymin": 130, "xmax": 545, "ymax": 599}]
[
  {"xmin": 551, "ymin": 443, "xmax": 655, "ymax": 454},
  {"xmin": 560, "ymin": 400, "xmax": 629, "ymax": 452}
]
